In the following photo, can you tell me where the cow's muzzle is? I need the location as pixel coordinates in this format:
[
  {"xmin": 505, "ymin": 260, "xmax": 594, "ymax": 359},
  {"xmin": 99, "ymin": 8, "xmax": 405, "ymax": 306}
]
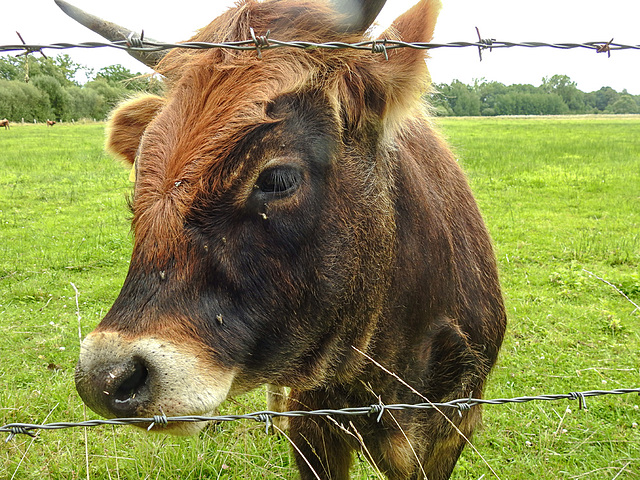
[
  {"xmin": 75, "ymin": 331, "xmax": 235, "ymax": 434},
  {"xmin": 75, "ymin": 354, "xmax": 151, "ymax": 418}
]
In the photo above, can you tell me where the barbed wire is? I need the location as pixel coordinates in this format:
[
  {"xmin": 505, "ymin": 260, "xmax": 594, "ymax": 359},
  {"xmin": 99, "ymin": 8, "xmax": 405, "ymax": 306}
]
[
  {"xmin": 0, "ymin": 37, "xmax": 638, "ymax": 60},
  {"xmin": 2, "ymin": 387, "xmax": 639, "ymax": 442}
]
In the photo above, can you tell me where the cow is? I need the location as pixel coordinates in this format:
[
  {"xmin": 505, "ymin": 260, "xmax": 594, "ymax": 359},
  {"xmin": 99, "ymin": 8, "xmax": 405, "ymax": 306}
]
[
  {"xmin": 47, "ymin": 120, "xmax": 56, "ymax": 127},
  {"xmin": 0, "ymin": 119, "xmax": 9, "ymax": 129},
  {"xmin": 58, "ymin": 0, "xmax": 506, "ymax": 478}
]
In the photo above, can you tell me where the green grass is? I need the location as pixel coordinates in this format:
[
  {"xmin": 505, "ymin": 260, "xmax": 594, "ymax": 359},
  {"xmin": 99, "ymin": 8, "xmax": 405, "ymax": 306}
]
[
  {"xmin": 1, "ymin": 118, "xmax": 639, "ymax": 479},
  {"xmin": 440, "ymin": 116, "xmax": 640, "ymax": 480}
]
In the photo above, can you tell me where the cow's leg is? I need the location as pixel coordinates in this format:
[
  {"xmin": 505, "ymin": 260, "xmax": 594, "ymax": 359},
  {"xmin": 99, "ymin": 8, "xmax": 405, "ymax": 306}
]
[
  {"xmin": 266, "ymin": 384, "xmax": 289, "ymax": 432},
  {"xmin": 288, "ymin": 389, "xmax": 353, "ymax": 480},
  {"xmin": 289, "ymin": 415, "xmax": 353, "ymax": 480},
  {"xmin": 367, "ymin": 406, "xmax": 481, "ymax": 480},
  {"xmin": 419, "ymin": 433, "xmax": 468, "ymax": 480},
  {"xmin": 418, "ymin": 409, "xmax": 480, "ymax": 480}
]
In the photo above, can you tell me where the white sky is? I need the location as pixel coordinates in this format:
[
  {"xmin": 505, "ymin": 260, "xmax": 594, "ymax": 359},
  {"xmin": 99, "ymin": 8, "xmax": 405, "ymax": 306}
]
[{"xmin": 1, "ymin": 0, "xmax": 639, "ymax": 94}]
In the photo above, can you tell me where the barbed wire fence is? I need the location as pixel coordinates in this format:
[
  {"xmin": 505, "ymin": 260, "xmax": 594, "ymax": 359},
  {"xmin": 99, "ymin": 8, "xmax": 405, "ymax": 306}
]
[
  {"xmin": 3, "ymin": 387, "xmax": 639, "ymax": 442},
  {"xmin": 1, "ymin": 34, "xmax": 639, "ymax": 61}
]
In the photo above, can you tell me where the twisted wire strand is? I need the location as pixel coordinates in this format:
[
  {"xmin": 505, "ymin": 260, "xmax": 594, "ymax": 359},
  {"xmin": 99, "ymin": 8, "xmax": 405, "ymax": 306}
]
[
  {"xmin": 1, "ymin": 39, "xmax": 639, "ymax": 56},
  {"xmin": 2, "ymin": 387, "xmax": 638, "ymax": 440}
]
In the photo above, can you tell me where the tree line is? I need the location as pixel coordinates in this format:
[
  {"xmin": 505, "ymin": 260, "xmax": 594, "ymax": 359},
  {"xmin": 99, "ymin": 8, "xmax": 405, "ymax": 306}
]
[
  {"xmin": 0, "ymin": 54, "xmax": 162, "ymax": 122},
  {"xmin": 1, "ymin": 54, "xmax": 638, "ymax": 121},
  {"xmin": 430, "ymin": 76, "xmax": 640, "ymax": 116}
]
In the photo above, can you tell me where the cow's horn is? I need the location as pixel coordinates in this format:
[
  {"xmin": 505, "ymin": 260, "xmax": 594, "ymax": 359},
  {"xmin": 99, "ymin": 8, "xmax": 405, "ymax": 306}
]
[
  {"xmin": 54, "ymin": 0, "xmax": 166, "ymax": 69},
  {"xmin": 332, "ymin": 0, "xmax": 387, "ymax": 33}
]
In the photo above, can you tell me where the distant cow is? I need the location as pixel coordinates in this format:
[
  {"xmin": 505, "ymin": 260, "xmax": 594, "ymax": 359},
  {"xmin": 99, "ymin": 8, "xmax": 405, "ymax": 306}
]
[
  {"xmin": 0, "ymin": 119, "xmax": 9, "ymax": 129},
  {"xmin": 46, "ymin": 120, "xmax": 56, "ymax": 127},
  {"xmin": 60, "ymin": 0, "xmax": 506, "ymax": 478}
]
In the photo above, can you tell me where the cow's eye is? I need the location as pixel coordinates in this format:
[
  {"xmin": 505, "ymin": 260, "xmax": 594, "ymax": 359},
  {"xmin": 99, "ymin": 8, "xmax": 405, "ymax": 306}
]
[{"xmin": 256, "ymin": 165, "xmax": 302, "ymax": 197}]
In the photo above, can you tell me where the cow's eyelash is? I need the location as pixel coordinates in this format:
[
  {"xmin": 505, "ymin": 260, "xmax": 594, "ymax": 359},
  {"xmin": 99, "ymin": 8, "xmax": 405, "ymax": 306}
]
[{"xmin": 256, "ymin": 166, "xmax": 302, "ymax": 195}]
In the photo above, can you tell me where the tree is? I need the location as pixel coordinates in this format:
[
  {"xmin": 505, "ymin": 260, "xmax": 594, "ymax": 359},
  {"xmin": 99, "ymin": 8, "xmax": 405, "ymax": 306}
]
[
  {"xmin": 588, "ymin": 86, "xmax": 620, "ymax": 112},
  {"xmin": 0, "ymin": 56, "xmax": 22, "ymax": 81},
  {"xmin": 32, "ymin": 75, "xmax": 70, "ymax": 120},
  {"xmin": 0, "ymin": 54, "xmax": 86, "ymax": 86},
  {"xmin": 65, "ymin": 86, "xmax": 104, "ymax": 121},
  {"xmin": 97, "ymin": 64, "xmax": 140, "ymax": 85},
  {"xmin": 96, "ymin": 64, "xmax": 164, "ymax": 94},
  {"xmin": 429, "ymin": 84, "xmax": 455, "ymax": 116},
  {"xmin": 32, "ymin": 55, "xmax": 83, "ymax": 86},
  {"xmin": 494, "ymin": 92, "xmax": 568, "ymax": 115},
  {"xmin": 606, "ymin": 95, "xmax": 638, "ymax": 114},
  {"xmin": 475, "ymin": 80, "xmax": 508, "ymax": 116},
  {"xmin": 0, "ymin": 79, "xmax": 51, "ymax": 121},
  {"xmin": 0, "ymin": 54, "xmax": 164, "ymax": 121},
  {"xmin": 84, "ymin": 78, "xmax": 128, "ymax": 119},
  {"xmin": 541, "ymin": 75, "xmax": 585, "ymax": 113},
  {"xmin": 440, "ymin": 80, "xmax": 481, "ymax": 116}
]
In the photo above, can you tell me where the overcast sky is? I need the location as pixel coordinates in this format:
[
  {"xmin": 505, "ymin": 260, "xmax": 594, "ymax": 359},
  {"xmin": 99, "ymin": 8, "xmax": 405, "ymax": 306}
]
[{"xmin": 1, "ymin": 0, "xmax": 638, "ymax": 94}]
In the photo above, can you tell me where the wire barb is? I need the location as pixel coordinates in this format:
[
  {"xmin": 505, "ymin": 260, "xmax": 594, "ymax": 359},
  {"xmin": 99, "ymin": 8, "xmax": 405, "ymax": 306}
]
[
  {"xmin": 455, "ymin": 400, "xmax": 473, "ymax": 417},
  {"xmin": 147, "ymin": 408, "xmax": 168, "ymax": 431},
  {"xmin": 255, "ymin": 413, "xmax": 273, "ymax": 434},
  {"xmin": 125, "ymin": 31, "xmax": 145, "ymax": 49},
  {"xmin": 250, "ymin": 27, "xmax": 270, "ymax": 59},
  {"xmin": 369, "ymin": 403, "xmax": 386, "ymax": 422},
  {"xmin": 596, "ymin": 38, "xmax": 614, "ymax": 58},
  {"xmin": 371, "ymin": 39, "xmax": 389, "ymax": 60},
  {"xmin": 5, "ymin": 426, "xmax": 37, "ymax": 443},
  {"xmin": 456, "ymin": 402, "xmax": 472, "ymax": 416},
  {"xmin": 568, "ymin": 391, "xmax": 588, "ymax": 410},
  {"xmin": 475, "ymin": 27, "xmax": 495, "ymax": 62},
  {"xmin": 15, "ymin": 31, "xmax": 47, "ymax": 59}
]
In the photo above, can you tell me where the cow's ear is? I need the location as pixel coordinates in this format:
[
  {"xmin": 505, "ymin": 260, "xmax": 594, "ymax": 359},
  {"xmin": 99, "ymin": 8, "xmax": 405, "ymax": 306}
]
[
  {"xmin": 336, "ymin": 0, "xmax": 441, "ymax": 130},
  {"xmin": 106, "ymin": 94, "xmax": 165, "ymax": 165}
]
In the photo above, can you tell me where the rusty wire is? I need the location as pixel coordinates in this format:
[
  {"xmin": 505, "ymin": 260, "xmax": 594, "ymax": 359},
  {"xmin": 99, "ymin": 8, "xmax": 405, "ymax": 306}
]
[
  {"xmin": 1, "ymin": 37, "xmax": 639, "ymax": 61},
  {"xmin": 2, "ymin": 387, "xmax": 639, "ymax": 441}
]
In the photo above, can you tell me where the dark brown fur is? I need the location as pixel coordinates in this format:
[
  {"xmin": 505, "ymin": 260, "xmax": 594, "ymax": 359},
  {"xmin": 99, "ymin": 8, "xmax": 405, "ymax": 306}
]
[{"xmin": 76, "ymin": 1, "xmax": 506, "ymax": 479}]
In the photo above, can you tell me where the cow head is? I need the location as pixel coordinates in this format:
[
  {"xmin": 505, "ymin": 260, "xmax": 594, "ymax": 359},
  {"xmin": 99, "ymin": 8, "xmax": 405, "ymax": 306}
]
[{"xmin": 67, "ymin": 0, "xmax": 441, "ymax": 434}]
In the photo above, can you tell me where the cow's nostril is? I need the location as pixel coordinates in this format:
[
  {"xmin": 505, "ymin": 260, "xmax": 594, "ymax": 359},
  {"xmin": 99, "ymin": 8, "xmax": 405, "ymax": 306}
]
[
  {"xmin": 76, "ymin": 356, "xmax": 153, "ymax": 418},
  {"xmin": 113, "ymin": 360, "xmax": 148, "ymax": 405}
]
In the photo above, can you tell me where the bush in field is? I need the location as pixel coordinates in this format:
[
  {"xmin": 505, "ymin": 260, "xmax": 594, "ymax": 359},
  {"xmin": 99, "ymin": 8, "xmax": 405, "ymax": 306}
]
[
  {"xmin": 541, "ymin": 74, "xmax": 586, "ymax": 113},
  {"xmin": 606, "ymin": 94, "xmax": 638, "ymax": 114},
  {"xmin": 83, "ymin": 78, "xmax": 128, "ymax": 120},
  {"xmin": 494, "ymin": 92, "xmax": 569, "ymax": 115},
  {"xmin": 0, "ymin": 54, "xmax": 163, "ymax": 122},
  {"xmin": 431, "ymin": 75, "xmax": 639, "ymax": 117},
  {"xmin": 0, "ymin": 79, "xmax": 51, "ymax": 121},
  {"xmin": 31, "ymin": 75, "xmax": 71, "ymax": 121},
  {"xmin": 64, "ymin": 86, "xmax": 105, "ymax": 122}
]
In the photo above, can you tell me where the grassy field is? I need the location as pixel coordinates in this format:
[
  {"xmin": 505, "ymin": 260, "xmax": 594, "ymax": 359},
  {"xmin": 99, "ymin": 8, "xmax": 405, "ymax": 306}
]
[{"xmin": 1, "ymin": 117, "xmax": 639, "ymax": 479}]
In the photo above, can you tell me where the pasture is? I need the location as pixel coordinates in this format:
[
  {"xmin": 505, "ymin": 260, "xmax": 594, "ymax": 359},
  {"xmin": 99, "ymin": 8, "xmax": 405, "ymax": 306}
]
[{"xmin": 1, "ymin": 117, "xmax": 638, "ymax": 479}]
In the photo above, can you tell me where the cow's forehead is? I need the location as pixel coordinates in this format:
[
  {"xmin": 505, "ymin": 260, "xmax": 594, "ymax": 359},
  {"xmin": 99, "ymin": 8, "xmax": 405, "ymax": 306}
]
[
  {"xmin": 141, "ymin": 54, "xmax": 325, "ymax": 189},
  {"xmin": 129, "ymin": 55, "xmax": 337, "ymax": 270}
]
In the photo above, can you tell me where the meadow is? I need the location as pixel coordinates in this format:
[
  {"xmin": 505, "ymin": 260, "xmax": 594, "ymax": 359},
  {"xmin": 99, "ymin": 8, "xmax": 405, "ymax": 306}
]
[{"xmin": 1, "ymin": 117, "xmax": 639, "ymax": 479}]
